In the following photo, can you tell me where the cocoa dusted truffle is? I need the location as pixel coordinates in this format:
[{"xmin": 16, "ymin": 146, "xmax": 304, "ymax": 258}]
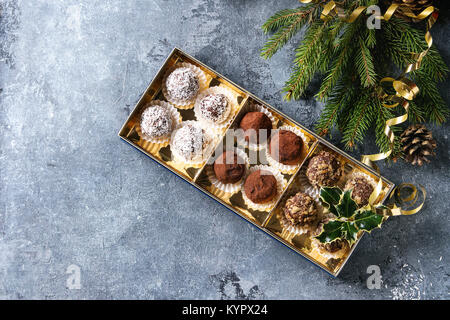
[
  {"xmin": 318, "ymin": 239, "xmax": 347, "ymax": 254},
  {"xmin": 140, "ymin": 105, "xmax": 173, "ymax": 139},
  {"xmin": 244, "ymin": 170, "xmax": 277, "ymax": 204},
  {"xmin": 239, "ymin": 111, "xmax": 272, "ymax": 144},
  {"xmin": 344, "ymin": 176, "xmax": 374, "ymax": 206},
  {"xmin": 165, "ymin": 67, "xmax": 199, "ymax": 102},
  {"xmin": 213, "ymin": 151, "xmax": 246, "ymax": 184},
  {"xmin": 269, "ymin": 130, "xmax": 303, "ymax": 165},
  {"xmin": 199, "ymin": 93, "xmax": 229, "ymax": 124},
  {"xmin": 306, "ymin": 151, "xmax": 342, "ymax": 187},
  {"xmin": 283, "ymin": 192, "xmax": 317, "ymax": 227}
]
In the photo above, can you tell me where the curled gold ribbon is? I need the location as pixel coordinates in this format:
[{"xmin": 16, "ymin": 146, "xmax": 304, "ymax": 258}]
[{"xmin": 299, "ymin": 0, "xmax": 434, "ymax": 215}]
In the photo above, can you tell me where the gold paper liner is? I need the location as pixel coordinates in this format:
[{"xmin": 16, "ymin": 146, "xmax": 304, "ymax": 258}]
[
  {"xmin": 241, "ymin": 165, "xmax": 287, "ymax": 212},
  {"xmin": 193, "ymin": 86, "xmax": 238, "ymax": 133},
  {"xmin": 169, "ymin": 120, "xmax": 217, "ymax": 168},
  {"xmin": 136, "ymin": 100, "xmax": 182, "ymax": 146},
  {"xmin": 162, "ymin": 62, "xmax": 208, "ymax": 109},
  {"xmin": 265, "ymin": 125, "xmax": 309, "ymax": 174},
  {"xmin": 236, "ymin": 104, "xmax": 278, "ymax": 151},
  {"xmin": 206, "ymin": 148, "xmax": 249, "ymax": 195}
]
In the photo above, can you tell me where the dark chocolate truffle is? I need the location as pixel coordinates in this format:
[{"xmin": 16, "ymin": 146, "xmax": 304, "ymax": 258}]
[
  {"xmin": 344, "ymin": 176, "xmax": 374, "ymax": 206},
  {"xmin": 140, "ymin": 105, "xmax": 173, "ymax": 139},
  {"xmin": 239, "ymin": 111, "xmax": 272, "ymax": 144},
  {"xmin": 244, "ymin": 170, "xmax": 277, "ymax": 204},
  {"xmin": 283, "ymin": 192, "xmax": 317, "ymax": 227},
  {"xmin": 165, "ymin": 67, "xmax": 199, "ymax": 102},
  {"xmin": 269, "ymin": 130, "xmax": 303, "ymax": 165},
  {"xmin": 306, "ymin": 151, "xmax": 342, "ymax": 187},
  {"xmin": 318, "ymin": 239, "xmax": 347, "ymax": 253},
  {"xmin": 199, "ymin": 93, "xmax": 229, "ymax": 123},
  {"xmin": 213, "ymin": 151, "xmax": 246, "ymax": 184}
]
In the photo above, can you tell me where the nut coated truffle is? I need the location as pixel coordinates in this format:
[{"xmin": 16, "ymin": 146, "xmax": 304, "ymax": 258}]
[
  {"xmin": 244, "ymin": 170, "xmax": 277, "ymax": 204},
  {"xmin": 306, "ymin": 151, "xmax": 342, "ymax": 187},
  {"xmin": 318, "ymin": 239, "xmax": 348, "ymax": 253},
  {"xmin": 165, "ymin": 67, "xmax": 199, "ymax": 102},
  {"xmin": 213, "ymin": 151, "xmax": 246, "ymax": 184},
  {"xmin": 140, "ymin": 105, "xmax": 173, "ymax": 139},
  {"xmin": 283, "ymin": 192, "xmax": 317, "ymax": 227},
  {"xmin": 199, "ymin": 93, "xmax": 229, "ymax": 124},
  {"xmin": 239, "ymin": 111, "xmax": 272, "ymax": 144},
  {"xmin": 344, "ymin": 176, "xmax": 374, "ymax": 206},
  {"xmin": 269, "ymin": 130, "xmax": 303, "ymax": 165}
]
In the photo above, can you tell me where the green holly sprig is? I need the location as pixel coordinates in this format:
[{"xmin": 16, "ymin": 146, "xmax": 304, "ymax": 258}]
[{"xmin": 315, "ymin": 187, "xmax": 387, "ymax": 245}]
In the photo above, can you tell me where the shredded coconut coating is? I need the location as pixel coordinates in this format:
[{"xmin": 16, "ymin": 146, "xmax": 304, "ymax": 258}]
[
  {"xmin": 166, "ymin": 67, "xmax": 199, "ymax": 102},
  {"xmin": 172, "ymin": 123, "xmax": 210, "ymax": 161},
  {"xmin": 140, "ymin": 105, "xmax": 173, "ymax": 139},
  {"xmin": 199, "ymin": 93, "xmax": 229, "ymax": 123}
]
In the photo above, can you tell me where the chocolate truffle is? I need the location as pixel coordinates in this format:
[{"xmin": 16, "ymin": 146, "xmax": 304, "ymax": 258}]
[
  {"xmin": 306, "ymin": 151, "xmax": 342, "ymax": 187},
  {"xmin": 213, "ymin": 151, "xmax": 246, "ymax": 184},
  {"xmin": 171, "ymin": 123, "xmax": 210, "ymax": 162},
  {"xmin": 318, "ymin": 239, "xmax": 347, "ymax": 254},
  {"xmin": 140, "ymin": 105, "xmax": 173, "ymax": 139},
  {"xmin": 244, "ymin": 170, "xmax": 277, "ymax": 204},
  {"xmin": 269, "ymin": 130, "xmax": 303, "ymax": 165},
  {"xmin": 199, "ymin": 93, "xmax": 229, "ymax": 124},
  {"xmin": 283, "ymin": 192, "xmax": 317, "ymax": 227},
  {"xmin": 344, "ymin": 176, "xmax": 374, "ymax": 206},
  {"xmin": 239, "ymin": 111, "xmax": 272, "ymax": 144},
  {"xmin": 165, "ymin": 67, "xmax": 199, "ymax": 102}
]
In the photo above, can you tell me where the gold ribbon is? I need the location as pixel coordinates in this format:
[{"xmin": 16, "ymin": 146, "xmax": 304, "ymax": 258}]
[{"xmin": 299, "ymin": 0, "xmax": 434, "ymax": 215}]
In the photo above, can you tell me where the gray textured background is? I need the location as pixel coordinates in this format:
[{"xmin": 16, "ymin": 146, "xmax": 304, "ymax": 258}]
[{"xmin": 0, "ymin": 0, "xmax": 449, "ymax": 300}]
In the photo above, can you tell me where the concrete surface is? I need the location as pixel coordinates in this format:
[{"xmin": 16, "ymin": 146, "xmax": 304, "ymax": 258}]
[{"xmin": 0, "ymin": 0, "xmax": 449, "ymax": 300}]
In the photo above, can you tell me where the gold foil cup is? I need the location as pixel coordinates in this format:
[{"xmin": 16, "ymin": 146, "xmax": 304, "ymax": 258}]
[{"xmin": 162, "ymin": 62, "xmax": 208, "ymax": 109}]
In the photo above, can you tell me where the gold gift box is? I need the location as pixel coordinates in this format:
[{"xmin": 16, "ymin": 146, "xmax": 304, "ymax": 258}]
[{"xmin": 118, "ymin": 48, "xmax": 395, "ymax": 277}]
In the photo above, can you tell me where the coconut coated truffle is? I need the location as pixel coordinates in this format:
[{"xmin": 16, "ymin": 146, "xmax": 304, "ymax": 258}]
[
  {"xmin": 140, "ymin": 105, "xmax": 173, "ymax": 139},
  {"xmin": 199, "ymin": 93, "xmax": 229, "ymax": 124},
  {"xmin": 165, "ymin": 67, "xmax": 199, "ymax": 102}
]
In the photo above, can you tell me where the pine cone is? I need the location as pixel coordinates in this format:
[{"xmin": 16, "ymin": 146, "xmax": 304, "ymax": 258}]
[
  {"xmin": 400, "ymin": 124, "xmax": 437, "ymax": 166},
  {"xmin": 385, "ymin": 0, "xmax": 434, "ymax": 22}
]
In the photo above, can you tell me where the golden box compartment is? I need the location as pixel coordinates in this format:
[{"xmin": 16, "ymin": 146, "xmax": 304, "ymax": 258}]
[{"xmin": 118, "ymin": 48, "xmax": 395, "ymax": 277}]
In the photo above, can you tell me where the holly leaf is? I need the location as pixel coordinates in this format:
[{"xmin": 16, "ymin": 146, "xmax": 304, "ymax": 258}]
[
  {"xmin": 319, "ymin": 187, "xmax": 342, "ymax": 216},
  {"xmin": 341, "ymin": 221, "xmax": 358, "ymax": 245},
  {"xmin": 353, "ymin": 209, "xmax": 384, "ymax": 232},
  {"xmin": 336, "ymin": 190, "xmax": 358, "ymax": 218},
  {"xmin": 315, "ymin": 220, "xmax": 344, "ymax": 243}
]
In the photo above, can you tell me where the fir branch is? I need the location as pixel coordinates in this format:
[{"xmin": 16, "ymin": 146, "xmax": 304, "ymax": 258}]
[
  {"xmin": 283, "ymin": 22, "xmax": 329, "ymax": 100},
  {"xmin": 261, "ymin": 6, "xmax": 315, "ymax": 59},
  {"xmin": 316, "ymin": 20, "xmax": 360, "ymax": 101},
  {"xmin": 341, "ymin": 93, "xmax": 375, "ymax": 149},
  {"xmin": 356, "ymin": 36, "xmax": 377, "ymax": 88}
]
